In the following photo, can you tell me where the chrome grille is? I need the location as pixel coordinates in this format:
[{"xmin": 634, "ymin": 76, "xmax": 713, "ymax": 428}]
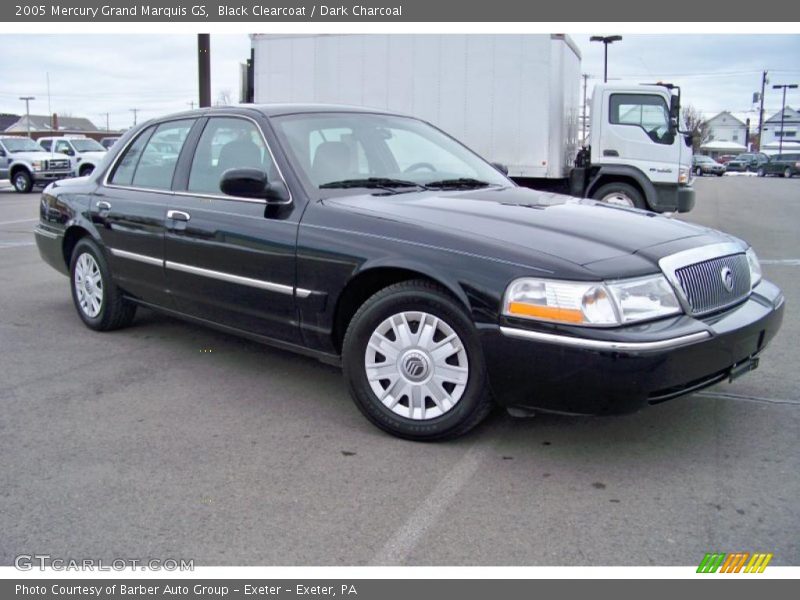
[
  {"xmin": 674, "ymin": 253, "xmax": 750, "ymax": 315},
  {"xmin": 46, "ymin": 159, "xmax": 70, "ymax": 170}
]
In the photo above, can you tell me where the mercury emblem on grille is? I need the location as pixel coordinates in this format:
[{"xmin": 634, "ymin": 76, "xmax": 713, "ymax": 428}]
[{"xmin": 720, "ymin": 266, "xmax": 734, "ymax": 292}]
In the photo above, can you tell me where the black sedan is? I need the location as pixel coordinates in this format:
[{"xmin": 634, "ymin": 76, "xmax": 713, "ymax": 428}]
[
  {"xmin": 34, "ymin": 105, "xmax": 785, "ymax": 440},
  {"xmin": 691, "ymin": 155, "xmax": 726, "ymax": 176}
]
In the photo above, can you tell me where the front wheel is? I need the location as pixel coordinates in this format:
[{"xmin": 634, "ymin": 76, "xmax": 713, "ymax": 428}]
[
  {"xmin": 757, "ymin": 167, "xmax": 766, "ymax": 177},
  {"xmin": 79, "ymin": 164, "xmax": 94, "ymax": 177},
  {"xmin": 69, "ymin": 238, "xmax": 136, "ymax": 331},
  {"xmin": 785, "ymin": 168, "xmax": 793, "ymax": 179},
  {"xmin": 591, "ymin": 182, "xmax": 646, "ymax": 210},
  {"xmin": 695, "ymin": 166, "xmax": 703, "ymax": 177},
  {"xmin": 12, "ymin": 170, "xmax": 32, "ymax": 193},
  {"xmin": 342, "ymin": 280, "xmax": 493, "ymax": 441}
]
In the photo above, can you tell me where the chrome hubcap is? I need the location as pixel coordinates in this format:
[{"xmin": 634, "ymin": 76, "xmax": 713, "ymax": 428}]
[
  {"xmin": 365, "ymin": 311, "xmax": 469, "ymax": 420},
  {"xmin": 14, "ymin": 175, "xmax": 26, "ymax": 190},
  {"xmin": 601, "ymin": 192, "xmax": 634, "ymax": 207},
  {"xmin": 74, "ymin": 253, "xmax": 103, "ymax": 318}
]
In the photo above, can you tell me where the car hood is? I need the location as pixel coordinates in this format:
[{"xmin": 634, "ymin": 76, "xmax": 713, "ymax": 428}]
[
  {"xmin": 78, "ymin": 151, "xmax": 107, "ymax": 161},
  {"xmin": 324, "ymin": 186, "xmax": 728, "ymax": 267},
  {"xmin": 8, "ymin": 151, "xmax": 56, "ymax": 161}
]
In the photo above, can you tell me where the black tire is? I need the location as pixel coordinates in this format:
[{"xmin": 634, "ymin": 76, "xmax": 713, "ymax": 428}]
[
  {"xmin": 757, "ymin": 167, "xmax": 766, "ymax": 177},
  {"xmin": 716, "ymin": 172, "xmax": 724, "ymax": 177},
  {"xmin": 69, "ymin": 237, "xmax": 136, "ymax": 331},
  {"xmin": 695, "ymin": 166, "xmax": 703, "ymax": 177},
  {"xmin": 591, "ymin": 182, "xmax": 647, "ymax": 210},
  {"xmin": 342, "ymin": 280, "xmax": 494, "ymax": 441},
  {"xmin": 784, "ymin": 168, "xmax": 793, "ymax": 179},
  {"xmin": 12, "ymin": 169, "xmax": 32, "ymax": 193},
  {"xmin": 79, "ymin": 164, "xmax": 94, "ymax": 177}
]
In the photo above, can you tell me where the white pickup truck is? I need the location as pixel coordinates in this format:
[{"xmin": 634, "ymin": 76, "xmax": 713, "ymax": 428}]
[
  {"xmin": 37, "ymin": 135, "xmax": 107, "ymax": 177},
  {"xmin": 0, "ymin": 136, "xmax": 74, "ymax": 193}
]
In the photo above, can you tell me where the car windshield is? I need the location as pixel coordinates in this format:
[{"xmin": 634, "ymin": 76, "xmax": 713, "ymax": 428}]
[
  {"xmin": 71, "ymin": 138, "xmax": 106, "ymax": 152},
  {"xmin": 695, "ymin": 156, "xmax": 713, "ymax": 163},
  {"xmin": 271, "ymin": 112, "xmax": 510, "ymax": 194},
  {"xmin": 2, "ymin": 137, "xmax": 44, "ymax": 153}
]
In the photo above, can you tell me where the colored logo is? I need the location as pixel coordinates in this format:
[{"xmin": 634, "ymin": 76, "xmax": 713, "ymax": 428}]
[{"xmin": 697, "ymin": 552, "xmax": 773, "ymax": 573}]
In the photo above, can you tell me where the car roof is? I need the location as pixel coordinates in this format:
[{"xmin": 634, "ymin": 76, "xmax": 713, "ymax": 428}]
[{"xmin": 151, "ymin": 103, "xmax": 402, "ymax": 123}]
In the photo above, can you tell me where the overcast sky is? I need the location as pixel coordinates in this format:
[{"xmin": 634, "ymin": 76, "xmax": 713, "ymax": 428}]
[{"xmin": 0, "ymin": 34, "xmax": 798, "ymax": 131}]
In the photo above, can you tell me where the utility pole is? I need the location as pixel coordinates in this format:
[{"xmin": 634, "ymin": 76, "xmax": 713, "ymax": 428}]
[
  {"xmin": 581, "ymin": 73, "xmax": 590, "ymax": 145},
  {"xmin": 19, "ymin": 96, "xmax": 35, "ymax": 138},
  {"xmin": 772, "ymin": 83, "xmax": 799, "ymax": 155},
  {"xmin": 187, "ymin": 101, "xmax": 196, "ymax": 110},
  {"xmin": 198, "ymin": 34, "xmax": 211, "ymax": 108},
  {"xmin": 130, "ymin": 108, "xmax": 139, "ymax": 127},
  {"xmin": 757, "ymin": 70, "xmax": 768, "ymax": 151},
  {"xmin": 101, "ymin": 113, "xmax": 110, "ymax": 131},
  {"xmin": 590, "ymin": 35, "xmax": 622, "ymax": 83}
]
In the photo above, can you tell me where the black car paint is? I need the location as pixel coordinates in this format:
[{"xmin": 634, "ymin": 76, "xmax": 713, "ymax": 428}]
[{"xmin": 35, "ymin": 106, "xmax": 784, "ymax": 415}]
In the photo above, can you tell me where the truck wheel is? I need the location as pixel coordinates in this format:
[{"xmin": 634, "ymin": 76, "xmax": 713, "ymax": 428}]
[
  {"xmin": 695, "ymin": 166, "xmax": 703, "ymax": 176},
  {"xmin": 784, "ymin": 168, "xmax": 793, "ymax": 179},
  {"xmin": 69, "ymin": 238, "xmax": 137, "ymax": 331},
  {"xmin": 592, "ymin": 183, "xmax": 646, "ymax": 210},
  {"xmin": 12, "ymin": 170, "xmax": 32, "ymax": 193},
  {"xmin": 79, "ymin": 164, "xmax": 94, "ymax": 177},
  {"xmin": 342, "ymin": 280, "xmax": 493, "ymax": 441},
  {"xmin": 757, "ymin": 167, "xmax": 766, "ymax": 177}
]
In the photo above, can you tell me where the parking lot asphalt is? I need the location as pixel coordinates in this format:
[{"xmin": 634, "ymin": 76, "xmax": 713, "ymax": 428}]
[{"xmin": 0, "ymin": 176, "xmax": 798, "ymax": 567}]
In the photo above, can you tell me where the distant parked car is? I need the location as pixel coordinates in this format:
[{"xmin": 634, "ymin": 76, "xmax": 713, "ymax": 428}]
[
  {"xmin": 38, "ymin": 135, "xmax": 107, "ymax": 177},
  {"xmin": 100, "ymin": 137, "xmax": 121, "ymax": 150},
  {"xmin": 716, "ymin": 154, "xmax": 737, "ymax": 165},
  {"xmin": 725, "ymin": 152, "xmax": 769, "ymax": 172},
  {"xmin": 0, "ymin": 136, "xmax": 73, "ymax": 193},
  {"xmin": 692, "ymin": 155, "xmax": 726, "ymax": 177},
  {"xmin": 757, "ymin": 153, "xmax": 800, "ymax": 178}
]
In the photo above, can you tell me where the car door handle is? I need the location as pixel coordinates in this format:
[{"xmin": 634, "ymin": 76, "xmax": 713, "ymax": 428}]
[
  {"xmin": 167, "ymin": 210, "xmax": 191, "ymax": 222},
  {"xmin": 603, "ymin": 149, "xmax": 620, "ymax": 157},
  {"xmin": 96, "ymin": 201, "xmax": 111, "ymax": 210}
]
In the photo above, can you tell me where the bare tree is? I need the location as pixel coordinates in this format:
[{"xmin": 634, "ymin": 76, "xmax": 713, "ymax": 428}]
[
  {"xmin": 682, "ymin": 104, "xmax": 710, "ymax": 153},
  {"xmin": 215, "ymin": 89, "xmax": 233, "ymax": 107}
]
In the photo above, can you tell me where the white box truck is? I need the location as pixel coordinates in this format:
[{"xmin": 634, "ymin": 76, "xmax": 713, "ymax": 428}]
[{"xmin": 250, "ymin": 34, "xmax": 695, "ymax": 212}]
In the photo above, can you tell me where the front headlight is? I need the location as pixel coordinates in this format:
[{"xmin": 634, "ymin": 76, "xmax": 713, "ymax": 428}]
[
  {"xmin": 503, "ymin": 275, "xmax": 682, "ymax": 327},
  {"xmin": 746, "ymin": 247, "xmax": 762, "ymax": 288},
  {"xmin": 31, "ymin": 160, "xmax": 44, "ymax": 171}
]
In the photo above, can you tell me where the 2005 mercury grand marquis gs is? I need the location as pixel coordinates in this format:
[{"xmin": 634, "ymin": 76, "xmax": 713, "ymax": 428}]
[{"xmin": 35, "ymin": 105, "xmax": 785, "ymax": 440}]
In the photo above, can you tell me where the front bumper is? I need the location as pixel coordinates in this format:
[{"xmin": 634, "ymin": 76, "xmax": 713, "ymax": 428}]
[
  {"xmin": 32, "ymin": 170, "xmax": 73, "ymax": 184},
  {"xmin": 480, "ymin": 280, "xmax": 784, "ymax": 415}
]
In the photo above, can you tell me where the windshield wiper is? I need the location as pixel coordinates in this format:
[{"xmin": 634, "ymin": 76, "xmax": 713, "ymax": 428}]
[
  {"xmin": 424, "ymin": 178, "xmax": 495, "ymax": 190},
  {"xmin": 319, "ymin": 178, "xmax": 427, "ymax": 192}
]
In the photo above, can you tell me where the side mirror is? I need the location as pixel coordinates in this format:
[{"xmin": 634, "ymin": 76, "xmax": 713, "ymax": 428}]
[
  {"xmin": 492, "ymin": 162, "xmax": 509, "ymax": 175},
  {"xmin": 669, "ymin": 116, "xmax": 679, "ymax": 134},
  {"xmin": 62, "ymin": 149, "xmax": 74, "ymax": 156},
  {"xmin": 220, "ymin": 168, "xmax": 290, "ymax": 204}
]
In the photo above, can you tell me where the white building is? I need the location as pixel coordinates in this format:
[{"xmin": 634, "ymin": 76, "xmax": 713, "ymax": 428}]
[
  {"xmin": 705, "ymin": 111, "xmax": 749, "ymax": 148},
  {"xmin": 760, "ymin": 106, "xmax": 799, "ymax": 147}
]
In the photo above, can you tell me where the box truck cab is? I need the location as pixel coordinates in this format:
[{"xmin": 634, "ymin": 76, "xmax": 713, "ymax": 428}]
[{"xmin": 574, "ymin": 83, "xmax": 694, "ymax": 212}]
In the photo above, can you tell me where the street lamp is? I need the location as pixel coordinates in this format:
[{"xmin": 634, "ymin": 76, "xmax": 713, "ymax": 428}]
[
  {"xmin": 772, "ymin": 83, "xmax": 798, "ymax": 154},
  {"xmin": 590, "ymin": 35, "xmax": 622, "ymax": 83},
  {"xmin": 19, "ymin": 96, "xmax": 35, "ymax": 139}
]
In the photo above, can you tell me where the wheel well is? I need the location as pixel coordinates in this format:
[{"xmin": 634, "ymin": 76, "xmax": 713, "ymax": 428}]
[
  {"xmin": 9, "ymin": 164, "xmax": 30, "ymax": 178},
  {"xmin": 62, "ymin": 226, "xmax": 89, "ymax": 268},
  {"xmin": 79, "ymin": 163, "xmax": 94, "ymax": 174},
  {"xmin": 588, "ymin": 175, "xmax": 645, "ymax": 201},
  {"xmin": 332, "ymin": 267, "xmax": 456, "ymax": 353}
]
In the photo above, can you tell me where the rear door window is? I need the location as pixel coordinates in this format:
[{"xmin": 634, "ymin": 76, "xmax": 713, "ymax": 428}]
[{"xmin": 108, "ymin": 120, "xmax": 194, "ymax": 190}]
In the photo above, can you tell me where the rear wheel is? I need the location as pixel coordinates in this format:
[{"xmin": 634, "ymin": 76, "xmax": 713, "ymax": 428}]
[
  {"xmin": 69, "ymin": 238, "xmax": 136, "ymax": 331},
  {"xmin": 342, "ymin": 280, "xmax": 493, "ymax": 441},
  {"xmin": 757, "ymin": 167, "xmax": 766, "ymax": 177},
  {"xmin": 12, "ymin": 170, "xmax": 32, "ymax": 193},
  {"xmin": 695, "ymin": 166, "xmax": 703, "ymax": 177},
  {"xmin": 592, "ymin": 182, "xmax": 646, "ymax": 210}
]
